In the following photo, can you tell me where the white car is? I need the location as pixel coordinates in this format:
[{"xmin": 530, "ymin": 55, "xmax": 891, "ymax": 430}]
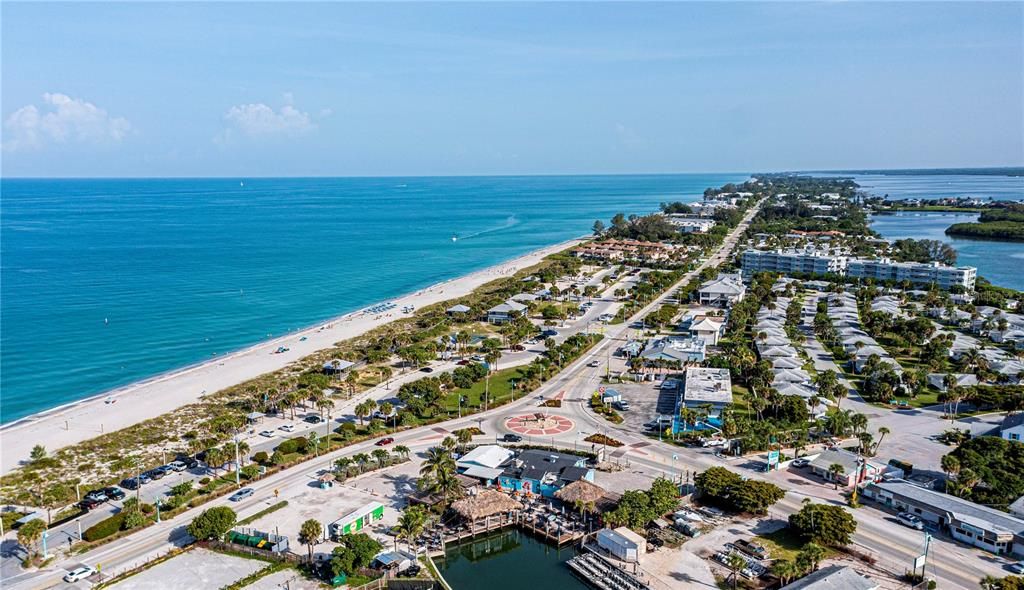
[
  {"xmin": 259, "ymin": 430, "xmax": 275, "ymax": 438},
  {"xmin": 167, "ymin": 460, "xmax": 188, "ymax": 472},
  {"xmin": 278, "ymin": 424, "xmax": 296, "ymax": 432},
  {"xmin": 63, "ymin": 566, "xmax": 96, "ymax": 583}
]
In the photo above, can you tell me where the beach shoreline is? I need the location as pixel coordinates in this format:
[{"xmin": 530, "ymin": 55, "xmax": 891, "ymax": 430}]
[{"xmin": 0, "ymin": 237, "xmax": 584, "ymax": 474}]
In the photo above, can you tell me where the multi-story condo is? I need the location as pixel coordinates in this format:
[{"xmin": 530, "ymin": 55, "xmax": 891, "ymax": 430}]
[
  {"xmin": 741, "ymin": 248, "xmax": 977, "ymax": 291},
  {"xmin": 846, "ymin": 258, "xmax": 976, "ymax": 290},
  {"xmin": 741, "ymin": 248, "xmax": 847, "ymax": 276}
]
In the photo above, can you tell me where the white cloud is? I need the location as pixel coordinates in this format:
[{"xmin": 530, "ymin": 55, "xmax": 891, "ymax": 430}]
[
  {"xmin": 3, "ymin": 93, "xmax": 132, "ymax": 151},
  {"xmin": 223, "ymin": 102, "xmax": 315, "ymax": 138}
]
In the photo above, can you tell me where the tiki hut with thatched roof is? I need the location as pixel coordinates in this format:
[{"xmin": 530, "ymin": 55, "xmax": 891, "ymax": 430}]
[
  {"xmin": 555, "ymin": 480, "xmax": 605, "ymax": 505},
  {"xmin": 451, "ymin": 489, "xmax": 523, "ymax": 522}
]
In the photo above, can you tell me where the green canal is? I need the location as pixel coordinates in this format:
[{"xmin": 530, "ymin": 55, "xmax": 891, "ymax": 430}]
[{"xmin": 435, "ymin": 529, "xmax": 589, "ymax": 589}]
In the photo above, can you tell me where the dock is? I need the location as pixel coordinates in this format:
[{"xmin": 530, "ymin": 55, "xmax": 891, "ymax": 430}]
[
  {"xmin": 432, "ymin": 510, "xmax": 587, "ymax": 555},
  {"xmin": 567, "ymin": 551, "xmax": 651, "ymax": 590}
]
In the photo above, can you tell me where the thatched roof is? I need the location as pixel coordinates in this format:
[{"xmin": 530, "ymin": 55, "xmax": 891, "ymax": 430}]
[
  {"xmin": 554, "ymin": 479, "xmax": 607, "ymax": 505},
  {"xmin": 318, "ymin": 473, "xmax": 336, "ymax": 482},
  {"xmin": 451, "ymin": 489, "xmax": 522, "ymax": 521}
]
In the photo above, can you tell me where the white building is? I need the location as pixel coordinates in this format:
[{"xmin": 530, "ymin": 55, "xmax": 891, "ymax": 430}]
[
  {"xmin": 666, "ymin": 215, "xmax": 716, "ymax": 233},
  {"xmin": 741, "ymin": 248, "xmax": 847, "ymax": 277},
  {"xmin": 688, "ymin": 315, "xmax": 726, "ymax": 346},
  {"xmin": 697, "ymin": 274, "xmax": 746, "ymax": 308},
  {"xmin": 596, "ymin": 527, "xmax": 646, "ymax": 563},
  {"xmin": 487, "ymin": 300, "xmax": 527, "ymax": 324},
  {"xmin": 846, "ymin": 258, "xmax": 977, "ymax": 290}
]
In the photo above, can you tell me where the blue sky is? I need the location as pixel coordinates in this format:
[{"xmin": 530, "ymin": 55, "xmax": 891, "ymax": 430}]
[{"xmin": 2, "ymin": 2, "xmax": 1022, "ymax": 177}]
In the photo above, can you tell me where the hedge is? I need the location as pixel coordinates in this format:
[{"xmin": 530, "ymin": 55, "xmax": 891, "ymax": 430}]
[{"xmin": 83, "ymin": 513, "xmax": 125, "ymax": 542}]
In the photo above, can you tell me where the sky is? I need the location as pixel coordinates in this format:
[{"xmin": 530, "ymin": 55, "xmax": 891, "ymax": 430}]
[{"xmin": 2, "ymin": 2, "xmax": 1022, "ymax": 177}]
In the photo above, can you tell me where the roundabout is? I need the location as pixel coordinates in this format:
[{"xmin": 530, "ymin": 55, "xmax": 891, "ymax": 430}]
[{"xmin": 504, "ymin": 412, "xmax": 575, "ymax": 436}]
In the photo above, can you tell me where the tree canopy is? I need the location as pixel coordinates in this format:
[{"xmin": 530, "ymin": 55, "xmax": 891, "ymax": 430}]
[
  {"xmin": 788, "ymin": 502, "xmax": 857, "ymax": 547},
  {"xmin": 186, "ymin": 506, "xmax": 236, "ymax": 541}
]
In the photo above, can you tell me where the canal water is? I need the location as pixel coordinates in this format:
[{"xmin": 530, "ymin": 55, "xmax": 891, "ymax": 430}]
[
  {"xmin": 868, "ymin": 211, "xmax": 1024, "ymax": 291},
  {"xmin": 435, "ymin": 529, "xmax": 588, "ymax": 590}
]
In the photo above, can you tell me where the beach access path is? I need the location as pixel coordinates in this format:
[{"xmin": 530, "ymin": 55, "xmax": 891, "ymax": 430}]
[{"xmin": 0, "ymin": 239, "xmax": 582, "ymax": 474}]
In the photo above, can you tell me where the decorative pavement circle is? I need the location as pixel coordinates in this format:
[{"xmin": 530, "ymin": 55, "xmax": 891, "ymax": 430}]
[{"xmin": 504, "ymin": 413, "xmax": 575, "ymax": 436}]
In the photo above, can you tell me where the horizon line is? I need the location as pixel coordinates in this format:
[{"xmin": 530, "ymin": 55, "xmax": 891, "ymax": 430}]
[{"xmin": 2, "ymin": 165, "xmax": 1022, "ymax": 181}]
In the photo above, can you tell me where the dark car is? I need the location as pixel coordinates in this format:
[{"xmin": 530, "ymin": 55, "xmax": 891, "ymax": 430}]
[
  {"xmin": 502, "ymin": 433, "xmax": 523, "ymax": 443},
  {"xmin": 78, "ymin": 497, "xmax": 104, "ymax": 511},
  {"xmin": 102, "ymin": 486, "xmax": 126, "ymax": 501},
  {"xmin": 375, "ymin": 437, "xmax": 395, "ymax": 446},
  {"xmin": 419, "ymin": 367, "xmax": 434, "ymax": 373},
  {"xmin": 304, "ymin": 414, "xmax": 325, "ymax": 424},
  {"xmin": 176, "ymin": 456, "xmax": 200, "ymax": 470},
  {"xmin": 120, "ymin": 477, "xmax": 141, "ymax": 490},
  {"xmin": 143, "ymin": 469, "xmax": 165, "ymax": 481},
  {"xmin": 456, "ymin": 359, "xmax": 471, "ymax": 365}
]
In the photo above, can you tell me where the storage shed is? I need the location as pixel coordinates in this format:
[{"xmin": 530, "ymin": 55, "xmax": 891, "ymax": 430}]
[{"xmin": 596, "ymin": 526, "xmax": 647, "ymax": 563}]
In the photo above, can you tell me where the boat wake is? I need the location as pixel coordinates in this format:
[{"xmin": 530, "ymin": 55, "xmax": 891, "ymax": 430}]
[{"xmin": 456, "ymin": 215, "xmax": 520, "ymax": 241}]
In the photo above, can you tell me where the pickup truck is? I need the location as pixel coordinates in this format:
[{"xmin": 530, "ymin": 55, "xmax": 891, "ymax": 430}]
[{"xmin": 731, "ymin": 539, "xmax": 767, "ymax": 559}]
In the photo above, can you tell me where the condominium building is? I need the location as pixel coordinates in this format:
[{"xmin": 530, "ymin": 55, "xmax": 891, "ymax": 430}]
[
  {"xmin": 847, "ymin": 258, "xmax": 976, "ymax": 290},
  {"xmin": 740, "ymin": 249, "xmax": 847, "ymax": 276},
  {"xmin": 741, "ymin": 249, "xmax": 977, "ymax": 291}
]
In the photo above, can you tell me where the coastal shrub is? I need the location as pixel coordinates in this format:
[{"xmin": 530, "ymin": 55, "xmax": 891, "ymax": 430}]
[
  {"xmin": 241, "ymin": 465, "xmax": 260, "ymax": 480},
  {"xmin": 252, "ymin": 451, "xmax": 269, "ymax": 464},
  {"xmin": 83, "ymin": 513, "xmax": 125, "ymax": 542},
  {"xmin": 270, "ymin": 451, "xmax": 284, "ymax": 465},
  {"xmin": 122, "ymin": 510, "xmax": 146, "ymax": 530},
  {"xmin": 276, "ymin": 439, "xmax": 299, "ymax": 455},
  {"xmin": 199, "ymin": 477, "xmax": 211, "ymax": 485}
]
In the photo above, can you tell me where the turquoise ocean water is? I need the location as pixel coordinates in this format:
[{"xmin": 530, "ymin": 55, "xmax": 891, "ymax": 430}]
[{"xmin": 0, "ymin": 174, "xmax": 745, "ymax": 423}]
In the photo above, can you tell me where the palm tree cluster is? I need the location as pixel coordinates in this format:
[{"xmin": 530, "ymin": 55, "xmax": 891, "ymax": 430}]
[{"xmin": 417, "ymin": 437, "xmax": 463, "ymax": 506}]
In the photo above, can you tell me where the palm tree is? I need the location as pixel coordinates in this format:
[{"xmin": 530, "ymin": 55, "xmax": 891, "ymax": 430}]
[
  {"xmin": 371, "ymin": 448, "xmax": 390, "ymax": 469},
  {"xmin": 206, "ymin": 446, "xmax": 226, "ymax": 475},
  {"xmin": 828, "ymin": 463, "xmax": 845, "ymax": 490},
  {"xmin": 334, "ymin": 457, "xmax": 354, "ymax": 478},
  {"xmin": 316, "ymin": 397, "xmax": 334, "ymax": 421},
  {"xmin": 485, "ymin": 350, "xmax": 501, "ymax": 373},
  {"xmin": 236, "ymin": 441, "xmax": 250, "ymax": 466},
  {"xmin": 16, "ymin": 519, "xmax": 45, "ymax": 561},
  {"xmin": 378, "ymin": 401, "xmax": 395, "ymax": 428},
  {"xmin": 873, "ymin": 427, "xmax": 890, "ymax": 455},
  {"xmin": 940, "ymin": 454, "xmax": 960, "ymax": 479},
  {"xmin": 771, "ymin": 559, "xmax": 801, "ymax": 586},
  {"xmin": 392, "ymin": 445, "xmax": 411, "ymax": 461},
  {"xmin": 298, "ymin": 519, "xmax": 322, "ymax": 563},
  {"xmin": 456, "ymin": 331, "xmax": 471, "ymax": 358},
  {"xmin": 727, "ymin": 552, "xmax": 747, "ymax": 590},
  {"xmin": 850, "ymin": 412, "xmax": 868, "ymax": 435},
  {"xmin": 796, "ymin": 542, "xmax": 826, "ymax": 572},
  {"xmin": 353, "ymin": 453, "xmax": 370, "ymax": 473},
  {"xmin": 455, "ymin": 428, "xmax": 473, "ymax": 453},
  {"xmin": 394, "ymin": 505, "xmax": 428, "ymax": 551},
  {"xmin": 354, "ymin": 400, "xmax": 375, "ymax": 425}
]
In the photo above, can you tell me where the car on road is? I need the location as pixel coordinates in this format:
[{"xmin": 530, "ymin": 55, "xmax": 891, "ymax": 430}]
[
  {"xmin": 700, "ymin": 437, "xmax": 727, "ymax": 448},
  {"xmin": 510, "ymin": 344, "xmax": 525, "ymax": 351},
  {"xmin": 259, "ymin": 430, "xmax": 275, "ymax": 438},
  {"xmin": 78, "ymin": 497, "xmax": 105, "ymax": 511},
  {"xmin": 791, "ymin": 458, "xmax": 810, "ymax": 468},
  {"xmin": 375, "ymin": 437, "xmax": 395, "ymax": 446},
  {"xmin": 229, "ymin": 488, "xmax": 255, "ymax": 502},
  {"xmin": 144, "ymin": 468, "xmax": 166, "ymax": 481},
  {"xmin": 102, "ymin": 486, "xmax": 126, "ymax": 500},
  {"xmin": 63, "ymin": 566, "xmax": 96, "ymax": 583},
  {"xmin": 167, "ymin": 460, "xmax": 188, "ymax": 472},
  {"xmin": 1008, "ymin": 561, "xmax": 1024, "ymax": 574},
  {"xmin": 120, "ymin": 477, "xmax": 141, "ymax": 490},
  {"xmin": 83, "ymin": 489, "xmax": 108, "ymax": 502},
  {"xmin": 613, "ymin": 400, "xmax": 630, "ymax": 411},
  {"xmin": 587, "ymin": 360, "xmax": 600, "ymax": 368},
  {"xmin": 304, "ymin": 414, "xmax": 326, "ymax": 424},
  {"xmin": 456, "ymin": 359, "xmax": 471, "ymax": 365},
  {"xmin": 279, "ymin": 424, "xmax": 296, "ymax": 432},
  {"xmin": 541, "ymin": 329, "xmax": 558, "ymax": 337},
  {"xmin": 502, "ymin": 433, "xmax": 523, "ymax": 443},
  {"xmin": 470, "ymin": 355, "xmax": 485, "ymax": 361},
  {"xmin": 598, "ymin": 313, "xmax": 614, "ymax": 322},
  {"xmin": 419, "ymin": 367, "xmax": 434, "ymax": 373},
  {"xmin": 897, "ymin": 512, "xmax": 924, "ymax": 530}
]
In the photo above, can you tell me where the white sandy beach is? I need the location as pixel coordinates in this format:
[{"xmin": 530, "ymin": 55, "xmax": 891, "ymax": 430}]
[{"xmin": 0, "ymin": 239, "xmax": 582, "ymax": 474}]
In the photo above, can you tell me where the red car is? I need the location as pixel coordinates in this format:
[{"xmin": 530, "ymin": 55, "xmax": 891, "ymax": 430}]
[{"xmin": 375, "ymin": 437, "xmax": 395, "ymax": 446}]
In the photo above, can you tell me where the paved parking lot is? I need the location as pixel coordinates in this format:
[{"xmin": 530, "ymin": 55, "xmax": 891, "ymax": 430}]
[{"xmin": 107, "ymin": 548, "xmax": 265, "ymax": 590}]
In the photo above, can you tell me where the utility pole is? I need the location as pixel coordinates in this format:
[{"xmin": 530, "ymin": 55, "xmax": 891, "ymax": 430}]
[{"xmin": 234, "ymin": 436, "xmax": 241, "ymax": 485}]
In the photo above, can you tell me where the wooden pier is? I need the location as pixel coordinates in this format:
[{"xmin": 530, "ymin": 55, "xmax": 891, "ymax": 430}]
[{"xmin": 432, "ymin": 510, "xmax": 586, "ymax": 555}]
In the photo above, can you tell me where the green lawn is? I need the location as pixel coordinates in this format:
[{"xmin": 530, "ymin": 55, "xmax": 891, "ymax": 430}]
[
  {"xmin": 755, "ymin": 527, "xmax": 835, "ymax": 562},
  {"xmin": 439, "ymin": 366, "xmax": 527, "ymax": 412}
]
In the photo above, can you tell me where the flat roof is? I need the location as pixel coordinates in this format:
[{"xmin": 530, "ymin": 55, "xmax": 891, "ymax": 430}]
[
  {"xmin": 869, "ymin": 480, "xmax": 1024, "ymax": 536},
  {"xmin": 683, "ymin": 367, "xmax": 732, "ymax": 404},
  {"xmin": 780, "ymin": 565, "xmax": 877, "ymax": 590}
]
